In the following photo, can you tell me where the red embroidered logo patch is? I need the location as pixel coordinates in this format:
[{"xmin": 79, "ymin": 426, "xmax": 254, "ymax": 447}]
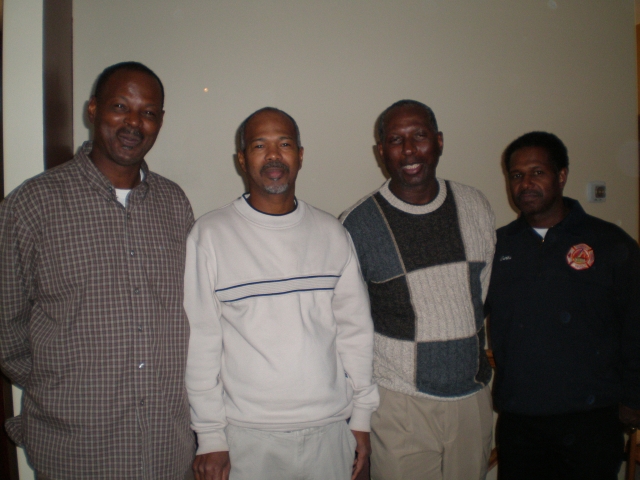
[{"xmin": 566, "ymin": 243, "xmax": 594, "ymax": 270}]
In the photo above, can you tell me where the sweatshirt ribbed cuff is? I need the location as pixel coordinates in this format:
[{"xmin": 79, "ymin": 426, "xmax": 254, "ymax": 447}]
[
  {"xmin": 195, "ymin": 429, "xmax": 229, "ymax": 455},
  {"xmin": 348, "ymin": 406, "xmax": 373, "ymax": 432}
]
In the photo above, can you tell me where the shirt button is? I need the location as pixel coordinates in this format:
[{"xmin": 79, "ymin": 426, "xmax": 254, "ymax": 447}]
[
  {"xmin": 140, "ymin": 399, "xmax": 145, "ymax": 406},
  {"xmin": 130, "ymin": 250, "xmax": 135, "ymax": 256},
  {"xmin": 134, "ymin": 288, "xmax": 140, "ymax": 294},
  {"xmin": 137, "ymin": 325, "xmax": 143, "ymax": 332},
  {"xmin": 138, "ymin": 362, "xmax": 145, "ymax": 369},
  {"xmin": 127, "ymin": 213, "xmax": 131, "ymax": 219}
]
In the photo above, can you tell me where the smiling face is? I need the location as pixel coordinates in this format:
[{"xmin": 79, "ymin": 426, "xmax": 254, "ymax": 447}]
[
  {"xmin": 378, "ymin": 104, "xmax": 443, "ymax": 204},
  {"xmin": 508, "ymin": 146, "xmax": 568, "ymax": 227},
  {"xmin": 87, "ymin": 69, "xmax": 164, "ymax": 172},
  {"xmin": 237, "ymin": 109, "xmax": 303, "ymax": 205}
]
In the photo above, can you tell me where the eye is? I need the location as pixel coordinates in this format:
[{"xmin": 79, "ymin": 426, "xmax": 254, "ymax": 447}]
[
  {"xmin": 388, "ymin": 136, "xmax": 402, "ymax": 144},
  {"xmin": 281, "ymin": 142, "xmax": 291, "ymax": 147},
  {"xmin": 143, "ymin": 110, "xmax": 157, "ymax": 117},
  {"xmin": 510, "ymin": 173, "xmax": 522, "ymax": 180}
]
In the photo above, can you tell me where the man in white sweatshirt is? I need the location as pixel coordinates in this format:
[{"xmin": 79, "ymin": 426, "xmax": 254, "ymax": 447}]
[{"xmin": 184, "ymin": 107, "xmax": 379, "ymax": 480}]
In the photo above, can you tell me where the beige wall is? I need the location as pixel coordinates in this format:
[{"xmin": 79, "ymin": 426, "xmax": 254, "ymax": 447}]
[
  {"xmin": 3, "ymin": 0, "xmax": 43, "ymax": 478},
  {"xmin": 73, "ymin": 1, "xmax": 639, "ymax": 239},
  {"xmin": 3, "ymin": 2, "xmax": 638, "ymax": 479}
]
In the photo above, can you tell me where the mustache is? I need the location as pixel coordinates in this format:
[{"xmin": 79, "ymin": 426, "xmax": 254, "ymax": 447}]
[
  {"xmin": 118, "ymin": 127, "xmax": 143, "ymax": 139},
  {"xmin": 260, "ymin": 161, "xmax": 290, "ymax": 174},
  {"xmin": 517, "ymin": 189, "xmax": 542, "ymax": 199}
]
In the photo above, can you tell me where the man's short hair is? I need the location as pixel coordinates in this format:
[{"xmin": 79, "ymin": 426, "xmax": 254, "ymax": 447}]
[
  {"xmin": 503, "ymin": 131, "xmax": 569, "ymax": 173},
  {"xmin": 377, "ymin": 99, "xmax": 439, "ymax": 142},
  {"xmin": 237, "ymin": 107, "xmax": 301, "ymax": 153},
  {"xmin": 93, "ymin": 61, "xmax": 165, "ymax": 106}
]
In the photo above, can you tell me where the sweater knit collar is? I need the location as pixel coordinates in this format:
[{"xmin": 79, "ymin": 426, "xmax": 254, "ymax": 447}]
[
  {"xmin": 232, "ymin": 194, "xmax": 306, "ymax": 229},
  {"xmin": 378, "ymin": 178, "xmax": 447, "ymax": 215}
]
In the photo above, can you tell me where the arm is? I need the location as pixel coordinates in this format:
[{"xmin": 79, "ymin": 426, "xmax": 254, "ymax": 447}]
[
  {"xmin": 619, "ymin": 237, "xmax": 640, "ymax": 422},
  {"xmin": 183, "ymin": 231, "xmax": 229, "ymax": 455},
  {"xmin": 332, "ymin": 233, "xmax": 379, "ymax": 432},
  {"xmin": 351, "ymin": 430, "xmax": 371, "ymax": 480},
  {"xmin": 0, "ymin": 195, "xmax": 37, "ymax": 386}
]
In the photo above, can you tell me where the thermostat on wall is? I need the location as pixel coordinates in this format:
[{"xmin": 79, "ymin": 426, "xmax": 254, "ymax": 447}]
[{"xmin": 587, "ymin": 181, "xmax": 606, "ymax": 203}]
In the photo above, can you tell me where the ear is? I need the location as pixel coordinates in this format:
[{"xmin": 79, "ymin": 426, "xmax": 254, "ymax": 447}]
[
  {"xmin": 87, "ymin": 96, "xmax": 98, "ymax": 125},
  {"xmin": 237, "ymin": 150, "xmax": 247, "ymax": 173},
  {"xmin": 558, "ymin": 168, "xmax": 568, "ymax": 190},
  {"xmin": 437, "ymin": 132, "xmax": 444, "ymax": 155},
  {"xmin": 376, "ymin": 143, "xmax": 384, "ymax": 159},
  {"xmin": 158, "ymin": 110, "xmax": 165, "ymax": 130},
  {"xmin": 297, "ymin": 146, "xmax": 304, "ymax": 170}
]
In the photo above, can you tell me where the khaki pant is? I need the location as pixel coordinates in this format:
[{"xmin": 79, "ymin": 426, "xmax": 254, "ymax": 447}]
[
  {"xmin": 226, "ymin": 421, "xmax": 357, "ymax": 480},
  {"xmin": 371, "ymin": 385, "xmax": 493, "ymax": 480}
]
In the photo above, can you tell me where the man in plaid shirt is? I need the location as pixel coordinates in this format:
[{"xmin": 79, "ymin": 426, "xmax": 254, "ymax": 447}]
[{"xmin": 0, "ymin": 62, "xmax": 195, "ymax": 479}]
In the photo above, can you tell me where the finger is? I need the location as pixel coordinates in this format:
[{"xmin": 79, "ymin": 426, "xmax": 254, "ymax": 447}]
[{"xmin": 351, "ymin": 456, "xmax": 364, "ymax": 480}]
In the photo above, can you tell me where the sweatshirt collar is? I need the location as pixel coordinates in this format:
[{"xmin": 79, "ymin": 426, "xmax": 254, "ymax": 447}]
[{"xmin": 233, "ymin": 194, "xmax": 305, "ymax": 229}]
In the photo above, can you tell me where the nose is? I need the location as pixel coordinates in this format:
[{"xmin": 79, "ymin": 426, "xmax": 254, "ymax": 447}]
[
  {"xmin": 124, "ymin": 110, "xmax": 140, "ymax": 128},
  {"xmin": 265, "ymin": 143, "xmax": 282, "ymax": 160},
  {"xmin": 403, "ymin": 138, "xmax": 415, "ymax": 156}
]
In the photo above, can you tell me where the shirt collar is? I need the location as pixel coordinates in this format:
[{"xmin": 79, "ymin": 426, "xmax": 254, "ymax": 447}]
[{"xmin": 76, "ymin": 141, "xmax": 151, "ymax": 201}]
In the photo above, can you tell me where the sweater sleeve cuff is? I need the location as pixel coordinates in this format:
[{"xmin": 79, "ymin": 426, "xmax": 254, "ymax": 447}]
[
  {"xmin": 348, "ymin": 406, "xmax": 373, "ymax": 432},
  {"xmin": 195, "ymin": 429, "xmax": 229, "ymax": 455}
]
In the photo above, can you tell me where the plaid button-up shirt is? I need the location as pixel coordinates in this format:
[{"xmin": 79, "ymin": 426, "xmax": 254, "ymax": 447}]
[{"xmin": 0, "ymin": 143, "xmax": 196, "ymax": 479}]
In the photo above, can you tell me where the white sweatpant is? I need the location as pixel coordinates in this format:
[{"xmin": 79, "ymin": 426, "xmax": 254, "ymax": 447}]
[{"xmin": 227, "ymin": 420, "xmax": 357, "ymax": 480}]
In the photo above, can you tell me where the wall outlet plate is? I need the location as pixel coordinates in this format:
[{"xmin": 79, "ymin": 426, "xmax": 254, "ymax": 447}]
[{"xmin": 587, "ymin": 181, "xmax": 606, "ymax": 202}]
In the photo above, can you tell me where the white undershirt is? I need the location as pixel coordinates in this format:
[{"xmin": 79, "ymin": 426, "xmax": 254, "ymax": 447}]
[
  {"xmin": 533, "ymin": 227, "xmax": 548, "ymax": 239},
  {"xmin": 114, "ymin": 170, "xmax": 145, "ymax": 207}
]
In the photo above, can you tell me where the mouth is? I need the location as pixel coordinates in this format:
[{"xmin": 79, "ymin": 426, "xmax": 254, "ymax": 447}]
[
  {"xmin": 261, "ymin": 161, "xmax": 290, "ymax": 180},
  {"xmin": 117, "ymin": 129, "xmax": 143, "ymax": 150},
  {"xmin": 517, "ymin": 190, "xmax": 542, "ymax": 201},
  {"xmin": 401, "ymin": 163, "xmax": 423, "ymax": 175}
]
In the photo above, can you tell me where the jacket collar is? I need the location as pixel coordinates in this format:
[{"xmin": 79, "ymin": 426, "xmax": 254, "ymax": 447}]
[{"xmin": 506, "ymin": 197, "xmax": 586, "ymax": 237}]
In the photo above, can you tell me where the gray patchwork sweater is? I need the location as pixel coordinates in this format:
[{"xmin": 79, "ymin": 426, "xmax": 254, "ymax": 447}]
[{"xmin": 341, "ymin": 178, "xmax": 495, "ymax": 400}]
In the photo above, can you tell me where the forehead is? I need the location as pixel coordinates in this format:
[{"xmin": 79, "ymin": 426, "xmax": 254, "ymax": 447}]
[
  {"xmin": 245, "ymin": 111, "xmax": 296, "ymax": 139},
  {"xmin": 384, "ymin": 105, "xmax": 435, "ymax": 133},
  {"xmin": 100, "ymin": 70, "xmax": 162, "ymax": 102},
  {"xmin": 509, "ymin": 146, "xmax": 553, "ymax": 170}
]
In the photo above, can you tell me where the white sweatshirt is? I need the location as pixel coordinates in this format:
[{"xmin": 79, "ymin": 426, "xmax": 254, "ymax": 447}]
[{"xmin": 184, "ymin": 196, "xmax": 379, "ymax": 455}]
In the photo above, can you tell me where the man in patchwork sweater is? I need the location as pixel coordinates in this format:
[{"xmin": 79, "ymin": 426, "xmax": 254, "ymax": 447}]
[{"xmin": 341, "ymin": 100, "xmax": 496, "ymax": 480}]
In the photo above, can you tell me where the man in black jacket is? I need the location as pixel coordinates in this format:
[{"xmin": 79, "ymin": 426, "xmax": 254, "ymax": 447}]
[{"xmin": 486, "ymin": 131, "xmax": 640, "ymax": 480}]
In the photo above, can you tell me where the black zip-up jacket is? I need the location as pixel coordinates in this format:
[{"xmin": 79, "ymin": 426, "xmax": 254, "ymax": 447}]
[{"xmin": 486, "ymin": 198, "xmax": 640, "ymax": 415}]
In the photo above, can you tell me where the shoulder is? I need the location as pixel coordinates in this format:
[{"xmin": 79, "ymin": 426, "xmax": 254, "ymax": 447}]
[
  {"xmin": 339, "ymin": 186, "xmax": 382, "ymax": 225},
  {"xmin": 301, "ymin": 200, "xmax": 352, "ymax": 239},
  {"xmin": 190, "ymin": 200, "xmax": 237, "ymax": 236},
  {"xmin": 447, "ymin": 180, "xmax": 493, "ymax": 212},
  {"xmin": 580, "ymin": 212, "xmax": 639, "ymax": 250},
  {"xmin": 3, "ymin": 159, "xmax": 79, "ymax": 212},
  {"xmin": 147, "ymin": 171, "xmax": 190, "ymax": 202}
]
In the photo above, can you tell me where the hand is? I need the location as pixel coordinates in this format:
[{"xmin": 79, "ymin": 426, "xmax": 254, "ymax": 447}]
[
  {"xmin": 351, "ymin": 430, "xmax": 371, "ymax": 480},
  {"xmin": 192, "ymin": 451, "xmax": 231, "ymax": 480},
  {"xmin": 620, "ymin": 404, "xmax": 640, "ymax": 429}
]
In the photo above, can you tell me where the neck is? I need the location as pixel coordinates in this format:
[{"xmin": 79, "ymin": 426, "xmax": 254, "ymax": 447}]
[
  {"xmin": 247, "ymin": 189, "xmax": 297, "ymax": 215},
  {"xmin": 90, "ymin": 154, "xmax": 142, "ymax": 189},
  {"xmin": 389, "ymin": 179, "xmax": 439, "ymax": 205},
  {"xmin": 524, "ymin": 201, "xmax": 569, "ymax": 229}
]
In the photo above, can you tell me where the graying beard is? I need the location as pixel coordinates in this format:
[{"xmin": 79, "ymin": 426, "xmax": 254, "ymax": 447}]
[{"xmin": 263, "ymin": 183, "xmax": 290, "ymax": 194}]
